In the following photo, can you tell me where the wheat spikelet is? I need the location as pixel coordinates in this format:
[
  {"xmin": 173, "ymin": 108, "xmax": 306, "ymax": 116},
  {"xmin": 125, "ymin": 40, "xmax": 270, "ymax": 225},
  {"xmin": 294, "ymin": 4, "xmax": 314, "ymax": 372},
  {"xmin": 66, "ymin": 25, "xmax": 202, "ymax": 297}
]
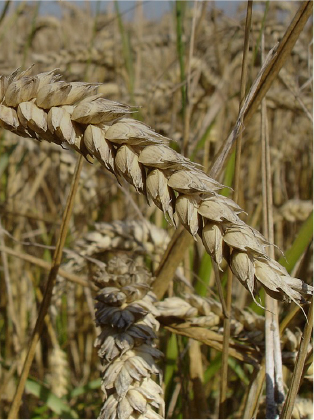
[
  {"xmin": 46, "ymin": 346, "xmax": 69, "ymax": 398},
  {"xmin": 0, "ymin": 67, "xmax": 312, "ymax": 305},
  {"xmin": 94, "ymin": 256, "xmax": 164, "ymax": 419}
]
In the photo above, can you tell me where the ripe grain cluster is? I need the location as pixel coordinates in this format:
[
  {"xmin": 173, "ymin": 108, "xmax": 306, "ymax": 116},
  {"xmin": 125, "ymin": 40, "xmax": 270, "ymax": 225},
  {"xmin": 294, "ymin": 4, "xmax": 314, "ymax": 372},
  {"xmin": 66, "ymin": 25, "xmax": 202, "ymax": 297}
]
[{"xmin": 0, "ymin": 67, "xmax": 312, "ymax": 307}]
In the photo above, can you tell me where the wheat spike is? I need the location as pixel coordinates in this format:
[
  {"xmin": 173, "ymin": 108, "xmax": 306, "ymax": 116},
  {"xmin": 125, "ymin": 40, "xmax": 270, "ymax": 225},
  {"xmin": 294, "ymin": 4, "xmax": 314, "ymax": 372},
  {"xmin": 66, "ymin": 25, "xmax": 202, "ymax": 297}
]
[
  {"xmin": 94, "ymin": 256, "xmax": 164, "ymax": 419},
  {"xmin": 0, "ymin": 67, "xmax": 312, "ymax": 305},
  {"xmin": 158, "ymin": 294, "xmax": 309, "ymax": 365},
  {"xmin": 47, "ymin": 346, "xmax": 69, "ymax": 398},
  {"xmin": 58, "ymin": 219, "xmax": 169, "ymax": 278}
]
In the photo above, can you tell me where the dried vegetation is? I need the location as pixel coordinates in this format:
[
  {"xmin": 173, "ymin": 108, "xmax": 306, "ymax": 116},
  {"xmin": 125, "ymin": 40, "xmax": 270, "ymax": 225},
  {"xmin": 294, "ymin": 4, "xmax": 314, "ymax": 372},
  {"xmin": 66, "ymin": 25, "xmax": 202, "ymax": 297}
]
[{"xmin": 0, "ymin": 1, "xmax": 312, "ymax": 419}]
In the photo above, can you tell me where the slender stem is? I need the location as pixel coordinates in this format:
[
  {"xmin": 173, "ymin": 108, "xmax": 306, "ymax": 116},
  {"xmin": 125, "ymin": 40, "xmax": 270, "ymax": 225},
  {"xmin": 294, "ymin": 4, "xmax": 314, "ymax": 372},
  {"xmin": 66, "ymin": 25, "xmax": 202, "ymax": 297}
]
[
  {"xmin": 219, "ymin": 268, "xmax": 232, "ymax": 418},
  {"xmin": 153, "ymin": 225, "xmax": 192, "ymax": 299},
  {"xmin": 219, "ymin": 2, "xmax": 252, "ymax": 418},
  {"xmin": 264, "ymin": 61, "xmax": 284, "ymax": 407},
  {"xmin": 8, "ymin": 155, "xmax": 83, "ymax": 419},
  {"xmin": 280, "ymin": 298, "xmax": 313, "ymax": 419},
  {"xmin": 0, "ymin": 219, "xmax": 21, "ymax": 354},
  {"xmin": 279, "ymin": 304, "xmax": 299, "ymax": 335},
  {"xmin": 182, "ymin": 0, "xmax": 198, "ymax": 156},
  {"xmin": 175, "ymin": 0, "xmax": 186, "ymax": 117},
  {"xmin": 0, "ymin": 245, "xmax": 90, "ymax": 287},
  {"xmin": 260, "ymin": 25, "xmax": 284, "ymax": 416},
  {"xmin": 261, "ymin": 33, "xmax": 276, "ymax": 419},
  {"xmin": 210, "ymin": 0, "xmax": 313, "ymax": 178},
  {"xmin": 0, "ymin": 0, "xmax": 11, "ymax": 26},
  {"xmin": 243, "ymin": 361, "xmax": 266, "ymax": 419}
]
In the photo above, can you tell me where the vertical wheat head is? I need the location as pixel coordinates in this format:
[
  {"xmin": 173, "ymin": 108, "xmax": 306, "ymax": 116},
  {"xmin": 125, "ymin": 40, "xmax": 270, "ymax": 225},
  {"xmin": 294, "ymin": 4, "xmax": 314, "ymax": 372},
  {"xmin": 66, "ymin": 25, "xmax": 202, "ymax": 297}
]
[
  {"xmin": 93, "ymin": 255, "xmax": 164, "ymax": 419},
  {"xmin": 0, "ymin": 67, "xmax": 312, "ymax": 305}
]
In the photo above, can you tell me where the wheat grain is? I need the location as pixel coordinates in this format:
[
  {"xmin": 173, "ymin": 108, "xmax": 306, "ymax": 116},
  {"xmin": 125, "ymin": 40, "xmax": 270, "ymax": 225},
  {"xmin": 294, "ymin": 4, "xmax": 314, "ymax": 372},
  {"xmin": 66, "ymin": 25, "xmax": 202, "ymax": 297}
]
[{"xmin": 0, "ymin": 67, "xmax": 312, "ymax": 306}]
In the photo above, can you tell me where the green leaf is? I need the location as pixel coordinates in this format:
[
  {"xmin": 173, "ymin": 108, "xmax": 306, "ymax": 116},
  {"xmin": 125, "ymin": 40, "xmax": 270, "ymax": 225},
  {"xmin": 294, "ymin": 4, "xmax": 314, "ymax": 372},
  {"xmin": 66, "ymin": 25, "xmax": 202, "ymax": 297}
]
[
  {"xmin": 220, "ymin": 149, "xmax": 235, "ymax": 196},
  {"xmin": 0, "ymin": 143, "xmax": 18, "ymax": 177},
  {"xmin": 69, "ymin": 379, "xmax": 101, "ymax": 398},
  {"xmin": 196, "ymin": 252, "xmax": 212, "ymax": 297},
  {"xmin": 204, "ymin": 353, "xmax": 221, "ymax": 383},
  {"xmin": 190, "ymin": 122, "xmax": 215, "ymax": 162},
  {"xmin": 228, "ymin": 357, "xmax": 249, "ymax": 385},
  {"xmin": 279, "ymin": 211, "xmax": 313, "ymax": 274},
  {"xmin": 164, "ymin": 333, "xmax": 178, "ymax": 392},
  {"xmin": 26, "ymin": 378, "xmax": 79, "ymax": 419}
]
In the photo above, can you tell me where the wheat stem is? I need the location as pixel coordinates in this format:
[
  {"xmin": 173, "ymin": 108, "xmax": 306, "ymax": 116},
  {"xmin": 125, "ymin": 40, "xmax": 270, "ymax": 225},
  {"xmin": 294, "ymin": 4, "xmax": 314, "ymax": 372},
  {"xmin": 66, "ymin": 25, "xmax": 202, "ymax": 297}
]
[
  {"xmin": 219, "ymin": 2, "xmax": 253, "ymax": 417},
  {"xmin": 8, "ymin": 155, "xmax": 83, "ymax": 419},
  {"xmin": 280, "ymin": 298, "xmax": 313, "ymax": 419}
]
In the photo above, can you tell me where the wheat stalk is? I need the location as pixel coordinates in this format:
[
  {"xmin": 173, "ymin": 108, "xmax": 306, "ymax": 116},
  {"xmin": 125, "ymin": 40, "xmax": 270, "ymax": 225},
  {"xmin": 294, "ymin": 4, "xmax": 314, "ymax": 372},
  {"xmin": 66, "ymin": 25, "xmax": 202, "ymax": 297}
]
[{"xmin": 0, "ymin": 67, "xmax": 312, "ymax": 306}]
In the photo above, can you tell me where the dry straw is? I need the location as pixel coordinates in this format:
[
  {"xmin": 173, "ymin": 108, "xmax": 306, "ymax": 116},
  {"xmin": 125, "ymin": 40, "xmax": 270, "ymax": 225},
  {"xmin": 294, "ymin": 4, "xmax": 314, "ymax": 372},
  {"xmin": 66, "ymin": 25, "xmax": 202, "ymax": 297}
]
[{"xmin": 0, "ymin": 67, "xmax": 312, "ymax": 307}]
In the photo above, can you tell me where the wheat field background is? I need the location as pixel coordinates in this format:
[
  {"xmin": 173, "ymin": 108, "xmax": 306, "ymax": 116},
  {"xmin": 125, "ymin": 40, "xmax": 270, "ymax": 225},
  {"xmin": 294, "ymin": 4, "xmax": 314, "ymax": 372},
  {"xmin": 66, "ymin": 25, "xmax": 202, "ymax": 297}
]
[{"xmin": 0, "ymin": 1, "xmax": 312, "ymax": 419}]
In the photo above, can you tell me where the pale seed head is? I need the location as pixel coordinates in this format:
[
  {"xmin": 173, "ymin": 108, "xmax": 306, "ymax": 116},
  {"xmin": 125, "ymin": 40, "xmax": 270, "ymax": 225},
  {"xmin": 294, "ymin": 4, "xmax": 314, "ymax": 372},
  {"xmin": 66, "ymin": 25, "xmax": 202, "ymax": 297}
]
[
  {"xmin": 4, "ymin": 76, "xmax": 39, "ymax": 107},
  {"xmin": 168, "ymin": 169, "xmax": 224, "ymax": 194},
  {"xmin": 71, "ymin": 95, "xmax": 136, "ymax": 124},
  {"xmin": 146, "ymin": 169, "xmax": 176, "ymax": 225},
  {"xmin": 198, "ymin": 197, "xmax": 242, "ymax": 224},
  {"xmin": 115, "ymin": 145, "xmax": 145, "ymax": 192},
  {"xmin": 175, "ymin": 194, "xmax": 201, "ymax": 237},
  {"xmin": 202, "ymin": 222, "xmax": 224, "ymax": 268},
  {"xmin": 223, "ymin": 224, "xmax": 266, "ymax": 255}
]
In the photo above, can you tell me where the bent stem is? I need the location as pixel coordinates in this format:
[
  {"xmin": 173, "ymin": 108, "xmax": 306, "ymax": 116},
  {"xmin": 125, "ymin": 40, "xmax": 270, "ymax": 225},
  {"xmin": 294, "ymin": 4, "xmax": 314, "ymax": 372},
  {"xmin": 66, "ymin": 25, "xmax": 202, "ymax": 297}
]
[{"xmin": 8, "ymin": 155, "xmax": 83, "ymax": 419}]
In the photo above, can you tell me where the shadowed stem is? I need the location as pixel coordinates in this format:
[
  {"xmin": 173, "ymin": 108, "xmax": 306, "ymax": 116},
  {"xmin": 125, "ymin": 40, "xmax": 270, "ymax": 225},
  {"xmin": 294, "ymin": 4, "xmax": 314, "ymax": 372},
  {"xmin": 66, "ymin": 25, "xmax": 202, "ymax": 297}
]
[{"xmin": 8, "ymin": 155, "xmax": 83, "ymax": 419}]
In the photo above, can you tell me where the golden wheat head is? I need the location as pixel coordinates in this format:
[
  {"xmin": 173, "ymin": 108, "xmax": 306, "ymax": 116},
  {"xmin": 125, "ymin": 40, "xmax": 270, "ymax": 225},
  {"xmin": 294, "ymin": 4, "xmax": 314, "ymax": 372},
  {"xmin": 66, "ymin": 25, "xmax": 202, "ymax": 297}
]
[{"xmin": 0, "ymin": 67, "xmax": 312, "ymax": 306}]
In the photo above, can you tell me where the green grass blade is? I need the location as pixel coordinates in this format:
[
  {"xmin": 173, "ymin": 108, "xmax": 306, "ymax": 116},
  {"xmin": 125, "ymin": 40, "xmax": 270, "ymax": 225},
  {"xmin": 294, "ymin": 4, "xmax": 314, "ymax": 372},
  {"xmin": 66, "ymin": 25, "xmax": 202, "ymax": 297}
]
[
  {"xmin": 196, "ymin": 253, "xmax": 212, "ymax": 297},
  {"xmin": 175, "ymin": 0, "xmax": 187, "ymax": 115},
  {"xmin": 26, "ymin": 378, "xmax": 79, "ymax": 418},
  {"xmin": 164, "ymin": 332, "xmax": 178, "ymax": 393},
  {"xmin": 69, "ymin": 379, "xmax": 101, "ymax": 398},
  {"xmin": 114, "ymin": 0, "xmax": 135, "ymax": 99},
  {"xmin": 279, "ymin": 211, "xmax": 313, "ymax": 273}
]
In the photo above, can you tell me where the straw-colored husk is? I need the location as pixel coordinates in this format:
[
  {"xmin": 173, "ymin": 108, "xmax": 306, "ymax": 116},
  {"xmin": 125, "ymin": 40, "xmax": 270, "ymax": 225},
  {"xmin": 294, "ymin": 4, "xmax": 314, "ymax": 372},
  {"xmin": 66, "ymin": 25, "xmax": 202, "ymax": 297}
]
[{"xmin": 0, "ymin": 67, "xmax": 312, "ymax": 306}]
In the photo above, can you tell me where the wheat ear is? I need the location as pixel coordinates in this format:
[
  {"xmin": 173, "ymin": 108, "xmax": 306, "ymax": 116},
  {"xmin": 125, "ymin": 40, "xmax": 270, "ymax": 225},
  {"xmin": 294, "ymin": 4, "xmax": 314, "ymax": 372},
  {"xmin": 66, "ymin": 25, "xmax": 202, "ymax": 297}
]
[
  {"xmin": 0, "ymin": 67, "xmax": 312, "ymax": 304},
  {"xmin": 94, "ymin": 256, "xmax": 164, "ymax": 419}
]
